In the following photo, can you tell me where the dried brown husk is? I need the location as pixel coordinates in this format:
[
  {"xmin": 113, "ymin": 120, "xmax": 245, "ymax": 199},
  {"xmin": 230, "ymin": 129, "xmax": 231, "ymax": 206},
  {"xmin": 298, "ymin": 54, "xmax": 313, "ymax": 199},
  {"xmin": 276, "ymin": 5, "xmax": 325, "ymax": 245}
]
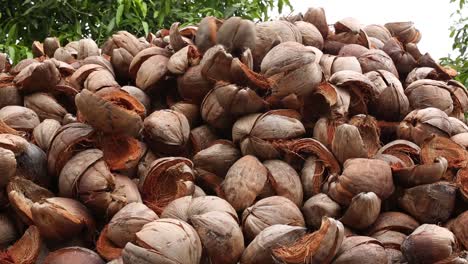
[
  {"xmin": 0, "ymin": 106, "xmax": 40, "ymax": 133},
  {"xmin": 331, "ymin": 115, "xmax": 380, "ymax": 164},
  {"xmin": 102, "ymin": 31, "xmax": 148, "ymax": 56},
  {"xmin": 193, "ymin": 140, "xmax": 240, "ymax": 178},
  {"xmin": 0, "ymin": 85, "xmax": 22, "ymax": 109},
  {"xmin": 261, "ymin": 42, "xmax": 322, "ymax": 98},
  {"xmin": 358, "ymin": 49, "xmax": 399, "ymax": 78},
  {"xmin": 303, "ymin": 7, "xmax": 328, "ymax": 39},
  {"xmin": 189, "ymin": 125, "xmax": 218, "ymax": 154},
  {"xmin": 401, "ymin": 224, "xmax": 457, "ymax": 263},
  {"xmin": 451, "ymin": 132, "xmax": 468, "ymax": 148},
  {"xmin": 143, "ymin": 109, "xmax": 190, "ymax": 155},
  {"xmin": 120, "ymin": 86, "xmax": 149, "ymax": 114},
  {"xmin": 385, "ymin": 22, "xmax": 421, "ymax": 44},
  {"xmin": 13, "ymin": 60, "xmax": 61, "ymax": 93},
  {"xmin": 449, "ymin": 117, "xmax": 468, "ymax": 135},
  {"xmin": 216, "ymin": 17, "xmax": 256, "ymax": 55},
  {"xmin": 177, "ymin": 65, "xmax": 213, "ymax": 104},
  {"xmin": 98, "ymin": 135, "xmax": 146, "ymax": 174},
  {"xmin": 83, "ymin": 70, "xmax": 118, "ymax": 92},
  {"xmin": 44, "ymin": 247, "xmax": 104, "ymax": 264},
  {"xmin": 365, "ymin": 70, "xmax": 409, "ymax": 121},
  {"xmin": 200, "ymin": 88, "xmax": 233, "ymax": 130},
  {"xmin": 252, "ymin": 21, "xmax": 302, "ymax": 69},
  {"xmin": 47, "ymin": 122, "xmax": 95, "ymax": 176},
  {"xmin": 367, "ymin": 211, "xmax": 419, "ymax": 236},
  {"xmin": 232, "ymin": 110, "xmax": 305, "ymax": 160},
  {"xmin": 200, "ymin": 45, "xmax": 234, "ymax": 83},
  {"xmin": 211, "ymin": 82, "xmax": 266, "ymax": 117},
  {"xmin": 59, "ymin": 149, "xmax": 140, "ymax": 217},
  {"xmin": 331, "ymin": 124, "xmax": 367, "ymax": 164},
  {"xmin": 456, "ymin": 166, "xmax": 468, "ymax": 201},
  {"xmin": 261, "ymin": 160, "xmax": 303, "ymax": 206},
  {"xmin": 295, "ymin": 21, "xmax": 324, "ymax": 49},
  {"xmin": 242, "ymin": 196, "xmax": 305, "ymax": 241},
  {"xmin": 397, "ymin": 108, "xmax": 452, "ymax": 145},
  {"xmin": 111, "ymin": 48, "xmax": 133, "ymax": 83},
  {"xmin": 191, "ymin": 211, "xmax": 244, "ymax": 264},
  {"xmin": 340, "ymin": 192, "xmax": 381, "ymax": 230},
  {"xmin": 139, "ymin": 157, "xmax": 195, "ymax": 214},
  {"xmin": 0, "ymin": 226, "xmax": 42, "ymax": 264},
  {"xmin": 24, "ymin": 93, "xmax": 67, "ymax": 122},
  {"xmin": 421, "ymin": 135, "xmax": 468, "ymax": 170},
  {"xmin": 105, "ymin": 203, "xmax": 158, "ymax": 250},
  {"xmin": 0, "ymin": 134, "xmax": 49, "ymax": 187},
  {"xmin": 31, "ymin": 197, "xmax": 95, "ymax": 241},
  {"xmin": 399, "ymin": 182, "xmax": 457, "ymax": 223},
  {"xmin": 121, "ymin": 218, "xmax": 202, "ymax": 264},
  {"xmin": 406, "ymin": 79, "xmax": 454, "ymax": 114},
  {"xmin": 0, "ymin": 214, "xmax": 18, "ymax": 249},
  {"xmin": 326, "ymin": 158, "xmax": 394, "ymax": 206},
  {"xmin": 240, "ymin": 225, "xmax": 307, "ymax": 264},
  {"xmin": 371, "ymin": 229, "xmax": 406, "ymax": 263},
  {"xmin": 450, "ymin": 211, "xmax": 468, "ymax": 250},
  {"xmin": 272, "ymin": 217, "xmax": 344, "ymax": 264},
  {"xmin": 331, "ymin": 236, "xmax": 388, "ymax": 264},
  {"xmin": 222, "ymin": 155, "xmax": 268, "ymax": 212},
  {"xmin": 195, "ymin": 16, "xmax": 223, "ymax": 53},
  {"xmin": 313, "ymin": 118, "xmax": 347, "ymax": 150},
  {"xmin": 303, "ymin": 83, "xmax": 350, "ymax": 124},
  {"xmin": 161, "ymin": 195, "xmax": 238, "ymax": 223},
  {"xmin": 169, "ymin": 22, "xmax": 191, "ymax": 52},
  {"xmin": 302, "ymin": 194, "xmax": 341, "ymax": 229},
  {"xmin": 283, "ymin": 137, "xmax": 341, "ymax": 179},
  {"xmin": 338, "ymin": 44, "xmax": 369, "ymax": 58},
  {"xmin": 7, "ymin": 177, "xmax": 54, "ymax": 225},
  {"xmin": 69, "ymin": 63, "xmax": 106, "ymax": 90},
  {"xmin": 32, "ymin": 119, "xmax": 61, "ymax": 151},
  {"xmin": 53, "ymin": 47, "xmax": 75, "ymax": 64},
  {"xmin": 167, "ymin": 45, "xmax": 201, "ymax": 75},
  {"xmin": 363, "ymin": 24, "xmax": 392, "ymax": 43},
  {"xmin": 96, "ymin": 226, "xmax": 123, "ymax": 261},
  {"xmin": 405, "ymin": 67, "xmax": 444, "ymax": 87},
  {"xmin": 447, "ymin": 80, "xmax": 468, "ymax": 120},
  {"xmin": 75, "ymin": 88, "xmax": 144, "ymax": 137},
  {"xmin": 383, "ymin": 37, "xmax": 418, "ymax": 77},
  {"xmin": 43, "ymin": 37, "xmax": 60, "ymax": 58},
  {"xmin": 329, "ymin": 70, "xmax": 377, "ymax": 115},
  {"xmin": 320, "ymin": 55, "xmax": 362, "ymax": 79},
  {"xmin": 0, "ymin": 53, "xmax": 10, "ymax": 73},
  {"xmin": 129, "ymin": 47, "xmax": 172, "ymax": 92},
  {"xmin": 0, "ymin": 147, "xmax": 16, "ymax": 189},
  {"xmin": 77, "ymin": 39, "xmax": 100, "ymax": 59},
  {"xmin": 330, "ymin": 18, "xmax": 362, "ymax": 42},
  {"xmin": 168, "ymin": 101, "xmax": 199, "ymax": 128},
  {"xmin": 418, "ymin": 53, "xmax": 457, "ymax": 80},
  {"xmin": 394, "ymin": 156, "xmax": 448, "ymax": 187}
]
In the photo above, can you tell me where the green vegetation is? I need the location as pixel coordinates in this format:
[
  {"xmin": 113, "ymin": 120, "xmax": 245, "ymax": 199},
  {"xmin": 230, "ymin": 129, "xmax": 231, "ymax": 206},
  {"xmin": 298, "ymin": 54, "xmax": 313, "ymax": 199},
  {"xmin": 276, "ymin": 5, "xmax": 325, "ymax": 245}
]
[
  {"xmin": 0, "ymin": 0, "xmax": 291, "ymax": 64},
  {"xmin": 440, "ymin": 0, "xmax": 467, "ymax": 87}
]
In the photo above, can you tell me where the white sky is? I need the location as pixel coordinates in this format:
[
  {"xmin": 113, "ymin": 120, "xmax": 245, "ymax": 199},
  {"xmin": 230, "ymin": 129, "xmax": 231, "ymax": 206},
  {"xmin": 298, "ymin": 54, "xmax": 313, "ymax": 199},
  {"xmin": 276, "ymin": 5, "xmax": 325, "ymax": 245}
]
[{"xmin": 277, "ymin": 0, "xmax": 462, "ymax": 61}]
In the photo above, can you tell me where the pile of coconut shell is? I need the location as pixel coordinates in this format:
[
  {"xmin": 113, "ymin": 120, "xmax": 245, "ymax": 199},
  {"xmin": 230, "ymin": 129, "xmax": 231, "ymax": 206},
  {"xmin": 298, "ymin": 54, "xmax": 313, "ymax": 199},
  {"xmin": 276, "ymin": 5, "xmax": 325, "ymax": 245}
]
[{"xmin": 0, "ymin": 6, "xmax": 467, "ymax": 264}]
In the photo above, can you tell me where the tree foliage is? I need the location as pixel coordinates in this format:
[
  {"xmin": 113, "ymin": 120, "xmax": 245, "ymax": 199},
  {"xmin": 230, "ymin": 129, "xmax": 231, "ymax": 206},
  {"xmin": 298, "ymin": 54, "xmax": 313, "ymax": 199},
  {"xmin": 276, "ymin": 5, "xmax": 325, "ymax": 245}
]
[
  {"xmin": 440, "ymin": 0, "xmax": 468, "ymax": 87},
  {"xmin": 0, "ymin": 0, "xmax": 291, "ymax": 64}
]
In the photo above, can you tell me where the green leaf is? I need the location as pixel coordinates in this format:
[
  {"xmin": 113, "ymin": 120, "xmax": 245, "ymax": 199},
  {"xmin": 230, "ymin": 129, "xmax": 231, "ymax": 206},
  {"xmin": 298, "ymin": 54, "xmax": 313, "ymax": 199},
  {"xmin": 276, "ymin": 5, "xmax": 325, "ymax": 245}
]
[
  {"xmin": 107, "ymin": 17, "xmax": 116, "ymax": 34},
  {"xmin": 8, "ymin": 46, "xmax": 16, "ymax": 64},
  {"xmin": 141, "ymin": 2, "xmax": 148, "ymax": 17},
  {"xmin": 142, "ymin": 21, "xmax": 149, "ymax": 36},
  {"xmin": 6, "ymin": 24, "xmax": 17, "ymax": 45},
  {"xmin": 116, "ymin": 4, "xmax": 124, "ymax": 26}
]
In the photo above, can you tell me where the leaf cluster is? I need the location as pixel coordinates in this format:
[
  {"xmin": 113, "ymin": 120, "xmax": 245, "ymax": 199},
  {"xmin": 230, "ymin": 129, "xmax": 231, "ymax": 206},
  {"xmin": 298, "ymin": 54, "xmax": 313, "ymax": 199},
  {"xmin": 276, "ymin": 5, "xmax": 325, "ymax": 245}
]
[{"xmin": 0, "ymin": 0, "xmax": 291, "ymax": 64}]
